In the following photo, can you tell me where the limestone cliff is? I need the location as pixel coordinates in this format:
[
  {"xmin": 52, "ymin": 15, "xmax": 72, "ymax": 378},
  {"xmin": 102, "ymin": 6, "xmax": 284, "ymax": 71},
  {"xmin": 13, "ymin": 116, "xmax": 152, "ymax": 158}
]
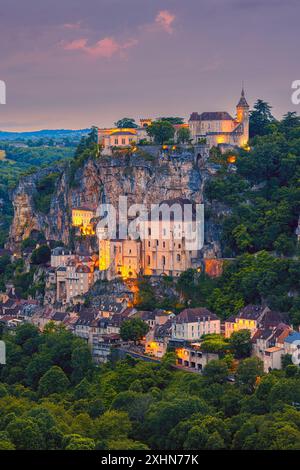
[{"xmin": 8, "ymin": 146, "xmax": 223, "ymax": 258}]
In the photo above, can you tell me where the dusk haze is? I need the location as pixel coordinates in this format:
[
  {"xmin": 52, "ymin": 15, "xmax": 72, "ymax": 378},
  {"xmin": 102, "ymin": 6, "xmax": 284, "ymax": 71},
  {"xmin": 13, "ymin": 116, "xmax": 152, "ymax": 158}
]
[
  {"xmin": 1, "ymin": 0, "xmax": 300, "ymax": 130},
  {"xmin": 1, "ymin": 0, "xmax": 300, "ymax": 460}
]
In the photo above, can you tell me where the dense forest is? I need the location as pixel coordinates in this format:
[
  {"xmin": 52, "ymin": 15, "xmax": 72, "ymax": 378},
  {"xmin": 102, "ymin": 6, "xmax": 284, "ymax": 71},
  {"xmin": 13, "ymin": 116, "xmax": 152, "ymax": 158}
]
[{"xmin": 1, "ymin": 323, "xmax": 300, "ymax": 450}]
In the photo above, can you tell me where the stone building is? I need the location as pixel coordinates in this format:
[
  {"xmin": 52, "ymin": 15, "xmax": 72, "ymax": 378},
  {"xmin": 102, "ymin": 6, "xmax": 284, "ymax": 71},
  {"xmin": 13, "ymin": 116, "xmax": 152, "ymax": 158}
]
[
  {"xmin": 189, "ymin": 89, "xmax": 249, "ymax": 149},
  {"xmin": 172, "ymin": 307, "xmax": 221, "ymax": 341},
  {"xmin": 56, "ymin": 257, "xmax": 95, "ymax": 303},
  {"xmin": 98, "ymin": 119, "xmax": 152, "ymax": 155},
  {"xmin": 72, "ymin": 207, "xmax": 95, "ymax": 235},
  {"xmin": 98, "ymin": 198, "xmax": 203, "ymax": 280}
]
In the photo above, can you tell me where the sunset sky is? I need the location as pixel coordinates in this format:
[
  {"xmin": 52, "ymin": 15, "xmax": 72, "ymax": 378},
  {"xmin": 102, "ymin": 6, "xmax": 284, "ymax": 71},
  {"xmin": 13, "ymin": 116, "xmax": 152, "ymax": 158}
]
[{"xmin": 1, "ymin": 0, "xmax": 299, "ymax": 131}]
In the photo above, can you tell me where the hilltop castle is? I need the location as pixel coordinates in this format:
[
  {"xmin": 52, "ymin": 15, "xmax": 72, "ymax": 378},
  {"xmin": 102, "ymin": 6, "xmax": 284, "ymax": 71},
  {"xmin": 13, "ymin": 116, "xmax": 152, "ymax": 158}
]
[{"xmin": 188, "ymin": 89, "xmax": 249, "ymax": 148}]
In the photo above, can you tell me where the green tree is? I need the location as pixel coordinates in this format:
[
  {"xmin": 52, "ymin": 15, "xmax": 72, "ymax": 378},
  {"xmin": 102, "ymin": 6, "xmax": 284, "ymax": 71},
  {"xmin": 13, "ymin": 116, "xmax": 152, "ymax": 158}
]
[
  {"xmin": 249, "ymin": 99, "xmax": 275, "ymax": 137},
  {"xmin": 31, "ymin": 245, "xmax": 51, "ymax": 265},
  {"xmin": 6, "ymin": 417, "xmax": 44, "ymax": 450},
  {"xmin": 160, "ymin": 117, "xmax": 184, "ymax": 125},
  {"xmin": 146, "ymin": 120, "xmax": 175, "ymax": 144},
  {"xmin": 203, "ymin": 359, "xmax": 229, "ymax": 384},
  {"xmin": 38, "ymin": 366, "xmax": 70, "ymax": 396},
  {"xmin": 229, "ymin": 329, "xmax": 252, "ymax": 359},
  {"xmin": 120, "ymin": 318, "xmax": 149, "ymax": 344},
  {"xmin": 115, "ymin": 118, "xmax": 138, "ymax": 129},
  {"xmin": 177, "ymin": 127, "xmax": 191, "ymax": 143},
  {"xmin": 236, "ymin": 357, "xmax": 264, "ymax": 393},
  {"xmin": 64, "ymin": 434, "xmax": 96, "ymax": 450},
  {"xmin": 71, "ymin": 344, "xmax": 94, "ymax": 383},
  {"xmin": 93, "ymin": 410, "xmax": 132, "ymax": 442}
]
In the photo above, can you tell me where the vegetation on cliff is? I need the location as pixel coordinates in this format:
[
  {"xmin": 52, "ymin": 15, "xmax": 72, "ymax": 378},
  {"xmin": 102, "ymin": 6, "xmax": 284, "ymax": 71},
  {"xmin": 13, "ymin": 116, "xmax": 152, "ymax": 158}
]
[{"xmin": 206, "ymin": 105, "xmax": 300, "ymax": 257}]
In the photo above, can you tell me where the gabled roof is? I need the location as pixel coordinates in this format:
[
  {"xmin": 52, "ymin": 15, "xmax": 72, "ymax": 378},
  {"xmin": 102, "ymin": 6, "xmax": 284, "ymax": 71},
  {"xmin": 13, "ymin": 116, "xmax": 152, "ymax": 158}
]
[
  {"xmin": 52, "ymin": 311, "xmax": 67, "ymax": 322},
  {"xmin": 238, "ymin": 305, "xmax": 267, "ymax": 320},
  {"xmin": 189, "ymin": 111, "xmax": 233, "ymax": 121},
  {"xmin": 261, "ymin": 310, "xmax": 288, "ymax": 328},
  {"xmin": 154, "ymin": 319, "xmax": 173, "ymax": 339},
  {"xmin": 174, "ymin": 307, "xmax": 218, "ymax": 324}
]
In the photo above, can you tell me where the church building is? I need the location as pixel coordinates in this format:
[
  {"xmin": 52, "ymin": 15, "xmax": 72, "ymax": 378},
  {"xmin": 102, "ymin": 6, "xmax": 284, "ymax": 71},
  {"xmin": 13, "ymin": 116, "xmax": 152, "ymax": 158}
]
[{"xmin": 188, "ymin": 89, "xmax": 249, "ymax": 149}]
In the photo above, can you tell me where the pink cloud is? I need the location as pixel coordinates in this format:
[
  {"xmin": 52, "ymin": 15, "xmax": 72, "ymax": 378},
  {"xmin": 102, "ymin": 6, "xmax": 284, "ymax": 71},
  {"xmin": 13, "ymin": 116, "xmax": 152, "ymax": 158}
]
[
  {"xmin": 63, "ymin": 22, "xmax": 81, "ymax": 30},
  {"xmin": 155, "ymin": 10, "xmax": 176, "ymax": 34},
  {"xmin": 64, "ymin": 38, "xmax": 88, "ymax": 51},
  {"xmin": 63, "ymin": 36, "xmax": 138, "ymax": 58}
]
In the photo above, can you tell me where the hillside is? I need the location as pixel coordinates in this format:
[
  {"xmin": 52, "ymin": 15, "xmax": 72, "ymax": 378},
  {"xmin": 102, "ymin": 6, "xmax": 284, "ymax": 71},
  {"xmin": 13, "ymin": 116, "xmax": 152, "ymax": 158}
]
[{"xmin": 0, "ymin": 128, "xmax": 90, "ymax": 141}]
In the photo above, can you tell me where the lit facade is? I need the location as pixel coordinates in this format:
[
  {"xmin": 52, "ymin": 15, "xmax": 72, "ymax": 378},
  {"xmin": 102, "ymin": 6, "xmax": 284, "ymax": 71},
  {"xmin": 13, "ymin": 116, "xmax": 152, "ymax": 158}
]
[
  {"xmin": 97, "ymin": 199, "xmax": 202, "ymax": 280},
  {"xmin": 72, "ymin": 208, "xmax": 95, "ymax": 235},
  {"xmin": 56, "ymin": 258, "xmax": 96, "ymax": 303},
  {"xmin": 98, "ymin": 119, "xmax": 152, "ymax": 155},
  {"xmin": 172, "ymin": 308, "xmax": 221, "ymax": 341},
  {"xmin": 189, "ymin": 89, "xmax": 249, "ymax": 149}
]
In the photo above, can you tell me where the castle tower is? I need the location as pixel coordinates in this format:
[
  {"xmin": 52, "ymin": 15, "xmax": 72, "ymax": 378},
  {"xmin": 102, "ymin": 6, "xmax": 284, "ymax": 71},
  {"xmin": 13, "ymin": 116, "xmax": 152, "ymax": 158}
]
[{"xmin": 236, "ymin": 87, "xmax": 249, "ymax": 146}]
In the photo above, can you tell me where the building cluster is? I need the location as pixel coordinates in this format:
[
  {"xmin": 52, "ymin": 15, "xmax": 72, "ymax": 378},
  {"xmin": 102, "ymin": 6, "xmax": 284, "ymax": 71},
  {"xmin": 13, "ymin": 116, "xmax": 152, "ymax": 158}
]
[
  {"xmin": 49, "ymin": 247, "xmax": 98, "ymax": 304},
  {"xmin": 1, "ymin": 277, "xmax": 300, "ymax": 374},
  {"xmin": 97, "ymin": 89, "xmax": 249, "ymax": 154},
  {"xmin": 145, "ymin": 304, "xmax": 300, "ymax": 374},
  {"xmin": 70, "ymin": 198, "xmax": 203, "ymax": 281}
]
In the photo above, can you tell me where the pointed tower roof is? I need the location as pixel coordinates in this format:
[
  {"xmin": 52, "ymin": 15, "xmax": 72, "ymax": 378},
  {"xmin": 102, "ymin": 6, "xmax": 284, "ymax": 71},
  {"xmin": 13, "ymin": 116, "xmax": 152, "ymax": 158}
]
[{"xmin": 237, "ymin": 88, "xmax": 249, "ymax": 108}]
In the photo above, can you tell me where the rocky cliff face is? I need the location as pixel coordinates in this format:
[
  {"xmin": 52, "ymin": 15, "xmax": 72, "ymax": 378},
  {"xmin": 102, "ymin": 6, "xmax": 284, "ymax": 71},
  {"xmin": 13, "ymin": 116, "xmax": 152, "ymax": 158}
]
[{"xmin": 8, "ymin": 147, "xmax": 223, "ymax": 258}]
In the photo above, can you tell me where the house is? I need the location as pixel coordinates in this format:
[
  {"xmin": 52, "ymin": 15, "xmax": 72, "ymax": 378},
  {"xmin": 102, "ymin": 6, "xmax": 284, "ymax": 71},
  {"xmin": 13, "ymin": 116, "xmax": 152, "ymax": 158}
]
[
  {"xmin": 98, "ymin": 299, "xmax": 128, "ymax": 318},
  {"xmin": 98, "ymin": 119, "xmax": 151, "ymax": 155},
  {"xmin": 284, "ymin": 332, "xmax": 300, "ymax": 365},
  {"xmin": 145, "ymin": 319, "xmax": 172, "ymax": 358},
  {"xmin": 224, "ymin": 315, "xmax": 236, "ymax": 338},
  {"xmin": 172, "ymin": 308, "xmax": 220, "ymax": 341},
  {"xmin": 92, "ymin": 333, "xmax": 121, "ymax": 364},
  {"xmin": 189, "ymin": 89, "xmax": 249, "ymax": 149},
  {"xmin": 263, "ymin": 347, "xmax": 285, "ymax": 372},
  {"xmin": 225, "ymin": 305, "xmax": 270, "ymax": 338},
  {"xmin": 252, "ymin": 323, "xmax": 291, "ymax": 372},
  {"xmin": 132, "ymin": 311, "xmax": 156, "ymax": 329},
  {"xmin": 51, "ymin": 247, "xmax": 73, "ymax": 268},
  {"xmin": 175, "ymin": 342, "xmax": 219, "ymax": 372},
  {"xmin": 74, "ymin": 308, "xmax": 100, "ymax": 340},
  {"xmin": 56, "ymin": 258, "xmax": 96, "ymax": 304}
]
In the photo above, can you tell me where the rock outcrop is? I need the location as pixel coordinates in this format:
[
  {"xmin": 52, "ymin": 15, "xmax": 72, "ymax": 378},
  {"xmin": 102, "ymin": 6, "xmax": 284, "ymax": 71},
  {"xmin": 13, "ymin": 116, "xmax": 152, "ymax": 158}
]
[{"xmin": 8, "ymin": 147, "xmax": 223, "ymax": 258}]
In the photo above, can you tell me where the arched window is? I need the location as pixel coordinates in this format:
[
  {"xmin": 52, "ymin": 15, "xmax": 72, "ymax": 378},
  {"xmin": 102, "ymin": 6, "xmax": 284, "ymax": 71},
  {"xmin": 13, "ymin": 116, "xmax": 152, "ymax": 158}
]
[{"xmin": 162, "ymin": 255, "xmax": 166, "ymax": 266}]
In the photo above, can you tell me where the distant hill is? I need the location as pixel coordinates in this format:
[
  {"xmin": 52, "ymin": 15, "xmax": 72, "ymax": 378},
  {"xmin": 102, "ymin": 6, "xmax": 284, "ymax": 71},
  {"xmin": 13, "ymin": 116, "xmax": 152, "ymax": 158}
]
[{"xmin": 0, "ymin": 128, "xmax": 91, "ymax": 140}]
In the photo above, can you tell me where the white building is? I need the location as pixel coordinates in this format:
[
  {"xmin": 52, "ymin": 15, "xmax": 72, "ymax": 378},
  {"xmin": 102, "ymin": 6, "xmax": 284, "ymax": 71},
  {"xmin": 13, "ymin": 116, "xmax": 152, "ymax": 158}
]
[{"xmin": 172, "ymin": 308, "xmax": 220, "ymax": 341}]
